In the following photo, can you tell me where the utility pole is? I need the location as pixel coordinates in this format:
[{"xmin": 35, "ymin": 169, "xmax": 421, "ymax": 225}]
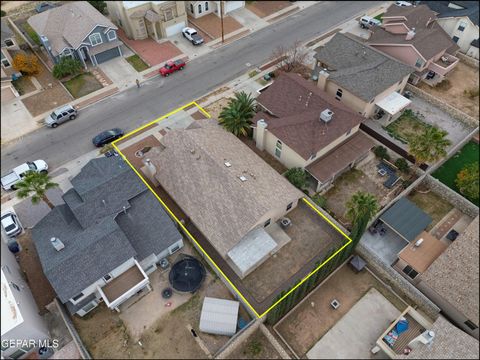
[{"xmin": 220, "ymin": 1, "xmax": 225, "ymax": 43}]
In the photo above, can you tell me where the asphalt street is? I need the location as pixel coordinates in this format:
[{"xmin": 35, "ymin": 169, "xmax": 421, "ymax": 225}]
[{"xmin": 1, "ymin": 1, "xmax": 377, "ymax": 173}]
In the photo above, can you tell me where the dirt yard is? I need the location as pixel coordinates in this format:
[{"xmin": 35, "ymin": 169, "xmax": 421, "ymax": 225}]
[
  {"xmin": 418, "ymin": 62, "xmax": 479, "ymax": 119},
  {"xmin": 74, "ymin": 273, "xmax": 250, "ymax": 359},
  {"xmin": 227, "ymin": 328, "xmax": 281, "ymax": 359},
  {"xmin": 203, "ymin": 96, "xmax": 232, "ymax": 119},
  {"xmin": 407, "ymin": 190, "xmax": 453, "ymax": 230},
  {"xmin": 275, "ymin": 265, "xmax": 408, "ymax": 357},
  {"xmin": 246, "ymin": 1, "xmax": 292, "ymax": 18}
]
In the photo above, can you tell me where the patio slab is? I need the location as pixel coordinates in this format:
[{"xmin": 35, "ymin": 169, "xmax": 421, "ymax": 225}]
[{"xmin": 361, "ymin": 228, "xmax": 409, "ymax": 266}]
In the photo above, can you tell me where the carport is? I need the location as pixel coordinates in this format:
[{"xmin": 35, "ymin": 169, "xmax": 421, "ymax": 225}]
[
  {"xmin": 376, "ymin": 91, "xmax": 411, "ymax": 122},
  {"xmin": 380, "ymin": 197, "xmax": 432, "ymax": 243}
]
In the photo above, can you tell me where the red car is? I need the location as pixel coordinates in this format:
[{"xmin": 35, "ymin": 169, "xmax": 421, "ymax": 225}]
[{"xmin": 159, "ymin": 60, "xmax": 186, "ymax": 77}]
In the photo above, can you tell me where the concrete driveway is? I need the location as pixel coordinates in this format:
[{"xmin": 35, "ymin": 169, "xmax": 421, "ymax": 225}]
[
  {"xmin": 1, "ymin": 98, "xmax": 39, "ymax": 144},
  {"xmin": 306, "ymin": 288, "xmax": 401, "ymax": 359},
  {"xmin": 99, "ymin": 56, "xmax": 139, "ymax": 90},
  {"xmin": 170, "ymin": 33, "xmax": 212, "ymax": 60}
]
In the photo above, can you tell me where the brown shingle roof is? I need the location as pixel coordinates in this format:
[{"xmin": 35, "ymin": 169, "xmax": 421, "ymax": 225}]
[
  {"xmin": 254, "ymin": 72, "xmax": 364, "ymax": 160},
  {"xmin": 420, "ymin": 216, "xmax": 479, "ymax": 325},
  {"xmin": 149, "ymin": 119, "xmax": 303, "ymax": 258},
  {"xmin": 28, "ymin": 1, "xmax": 117, "ymax": 56},
  {"xmin": 368, "ymin": 4, "xmax": 459, "ymax": 60}
]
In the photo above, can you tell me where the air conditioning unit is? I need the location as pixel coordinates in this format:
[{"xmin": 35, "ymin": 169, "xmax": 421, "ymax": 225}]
[
  {"xmin": 320, "ymin": 109, "xmax": 334, "ymax": 123},
  {"xmin": 414, "ymin": 238, "xmax": 424, "ymax": 247}
]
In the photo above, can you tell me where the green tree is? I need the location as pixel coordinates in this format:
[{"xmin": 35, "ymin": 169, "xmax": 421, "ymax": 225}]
[
  {"xmin": 16, "ymin": 171, "xmax": 59, "ymax": 209},
  {"xmin": 346, "ymin": 191, "xmax": 379, "ymax": 247},
  {"xmin": 374, "ymin": 146, "xmax": 390, "ymax": 161},
  {"xmin": 218, "ymin": 91, "xmax": 255, "ymax": 136},
  {"xmin": 52, "ymin": 57, "xmax": 82, "ymax": 79},
  {"xmin": 409, "ymin": 127, "xmax": 451, "ymax": 172},
  {"xmin": 88, "ymin": 1, "xmax": 107, "ymax": 14},
  {"xmin": 455, "ymin": 162, "xmax": 479, "ymax": 201},
  {"xmin": 394, "ymin": 158, "xmax": 410, "ymax": 173},
  {"xmin": 285, "ymin": 168, "xmax": 307, "ymax": 190}
]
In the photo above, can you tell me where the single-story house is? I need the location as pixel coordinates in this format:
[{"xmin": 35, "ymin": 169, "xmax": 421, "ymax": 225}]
[
  {"xmin": 186, "ymin": 1, "xmax": 245, "ymax": 18},
  {"xmin": 314, "ymin": 32, "xmax": 414, "ymax": 120},
  {"xmin": 28, "ymin": 1, "xmax": 123, "ymax": 68},
  {"xmin": 142, "ymin": 119, "xmax": 303, "ymax": 279},
  {"xmin": 253, "ymin": 72, "xmax": 374, "ymax": 192},
  {"xmin": 32, "ymin": 157, "xmax": 184, "ymax": 316},
  {"xmin": 107, "ymin": 1, "xmax": 187, "ymax": 40},
  {"xmin": 367, "ymin": 4, "xmax": 460, "ymax": 85},
  {"xmin": 424, "ymin": 1, "xmax": 479, "ymax": 59}
]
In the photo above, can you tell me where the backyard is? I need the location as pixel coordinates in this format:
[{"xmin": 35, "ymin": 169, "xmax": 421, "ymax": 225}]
[
  {"xmin": 226, "ymin": 328, "xmax": 281, "ymax": 359},
  {"xmin": 432, "ymin": 141, "xmax": 479, "ymax": 205},
  {"xmin": 274, "ymin": 265, "xmax": 409, "ymax": 358},
  {"xmin": 126, "ymin": 54, "xmax": 149, "ymax": 72},
  {"xmin": 407, "ymin": 189, "xmax": 453, "ymax": 231},
  {"xmin": 63, "ymin": 72, "xmax": 103, "ymax": 98},
  {"xmin": 418, "ymin": 62, "xmax": 479, "ymax": 119},
  {"xmin": 384, "ymin": 109, "xmax": 432, "ymax": 144}
]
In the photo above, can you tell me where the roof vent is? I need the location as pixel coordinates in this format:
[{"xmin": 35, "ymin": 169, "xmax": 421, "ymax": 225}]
[
  {"xmin": 320, "ymin": 109, "xmax": 334, "ymax": 123},
  {"xmin": 239, "ymin": 175, "xmax": 247, "ymax": 182},
  {"xmin": 406, "ymin": 28, "xmax": 415, "ymax": 40},
  {"xmin": 414, "ymin": 238, "xmax": 424, "ymax": 247},
  {"xmin": 224, "ymin": 162, "xmax": 232, "ymax": 167},
  {"xmin": 190, "ymin": 148, "xmax": 195, "ymax": 154},
  {"xmin": 50, "ymin": 237, "xmax": 65, "ymax": 251}
]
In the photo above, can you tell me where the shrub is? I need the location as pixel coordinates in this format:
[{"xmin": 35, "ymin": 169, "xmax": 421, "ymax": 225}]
[
  {"xmin": 402, "ymin": 179, "xmax": 413, "ymax": 189},
  {"xmin": 88, "ymin": 1, "xmax": 107, "ymax": 14},
  {"xmin": 374, "ymin": 146, "xmax": 390, "ymax": 161},
  {"xmin": 1, "ymin": 10, "xmax": 6, "ymax": 17},
  {"xmin": 285, "ymin": 168, "xmax": 307, "ymax": 190},
  {"xmin": 394, "ymin": 158, "xmax": 410, "ymax": 173},
  {"xmin": 464, "ymin": 87, "xmax": 479, "ymax": 99},
  {"xmin": 455, "ymin": 162, "xmax": 479, "ymax": 201},
  {"xmin": 52, "ymin": 57, "xmax": 82, "ymax": 79},
  {"xmin": 312, "ymin": 194, "xmax": 326, "ymax": 208},
  {"xmin": 12, "ymin": 53, "xmax": 41, "ymax": 75}
]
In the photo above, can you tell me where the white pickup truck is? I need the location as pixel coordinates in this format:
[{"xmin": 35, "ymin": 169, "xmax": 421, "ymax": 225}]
[
  {"xmin": 1, "ymin": 160, "xmax": 48, "ymax": 190},
  {"xmin": 182, "ymin": 27, "xmax": 204, "ymax": 45}
]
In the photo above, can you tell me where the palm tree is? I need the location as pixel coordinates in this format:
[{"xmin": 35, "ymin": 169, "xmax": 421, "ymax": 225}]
[
  {"xmin": 409, "ymin": 127, "xmax": 451, "ymax": 173},
  {"xmin": 16, "ymin": 171, "xmax": 59, "ymax": 209},
  {"xmin": 345, "ymin": 191, "xmax": 379, "ymax": 247},
  {"xmin": 218, "ymin": 91, "xmax": 256, "ymax": 137}
]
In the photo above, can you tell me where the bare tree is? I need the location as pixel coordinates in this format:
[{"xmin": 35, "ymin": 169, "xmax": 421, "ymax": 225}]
[{"xmin": 271, "ymin": 40, "xmax": 308, "ymax": 73}]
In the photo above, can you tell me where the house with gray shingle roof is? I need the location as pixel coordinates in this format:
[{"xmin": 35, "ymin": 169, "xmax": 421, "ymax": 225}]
[
  {"xmin": 32, "ymin": 157, "xmax": 183, "ymax": 317},
  {"xmin": 367, "ymin": 4, "xmax": 460, "ymax": 85},
  {"xmin": 314, "ymin": 32, "xmax": 414, "ymax": 119},
  {"xmin": 28, "ymin": 1, "xmax": 122, "ymax": 68},
  {"xmin": 253, "ymin": 72, "xmax": 374, "ymax": 192}
]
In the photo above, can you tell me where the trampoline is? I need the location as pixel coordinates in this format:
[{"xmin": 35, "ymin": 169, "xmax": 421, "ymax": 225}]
[{"xmin": 169, "ymin": 256, "xmax": 206, "ymax": 293}]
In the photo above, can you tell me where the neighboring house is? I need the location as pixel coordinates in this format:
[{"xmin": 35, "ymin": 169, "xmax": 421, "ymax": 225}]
[
  {"xmin": 253, "ymin": 72, "xmax": 374, "ymax": 192},
  {"xmin": 1, "ymin": 240, "xmax": 50, "ymax": 359},
  {"xmin": 28, "ymin": 1, "xmax": 123, "ymax": 69},
  {"xmin": 186, "ymin": 1, "xmax": 245, "ymax": 18},
  {"xmin": 107, "ymin": 1, "xmax": 187, "ymax": 40},
  {"xmin": 1, "ymin": 19, "xmax": 20, "ymax": 103},
  {"xmin": 31, "ymin": 157, "xmax": 184, "ymax": 317},
  {"xmin": 314, "ymin": 33, "xmax": 414, "ymax": 120},
  {"xmin": 416, "ymin": 216, "xmax": 479, "ymax": 339},
  {"xmin": 424, "ymin": 1, "xmax": 479, "ymax": 59},
  {"xmin": 367, "ymin": 4, "xmax": 460, "ymax": 85},
  {"xmin": 142, "ymin": 119, "xmax": 303, "ymax": 279}
]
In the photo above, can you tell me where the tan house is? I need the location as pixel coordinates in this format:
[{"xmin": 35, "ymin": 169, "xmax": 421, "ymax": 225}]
[
  {"xmin": 107, "ymin": 1, "xmax": 187, "ymax": 40},
  {"xmin": 186, "ymin": 1, "xmax": 245, "ymax": 18},
  {"xmin": 416, "ymin": 216, "xmax": 479, "ymax": 339},
  {"xmin": 253, "ymin": 72, "xmax": 374, "ymax": 192},
  {"xmin": 314, "ymin": 33, "xmax": 414, "ymax": 121},
  {"xmin": 142, "ymin": 119, "xmax": 303, "ymax": 279},
  {"xmin": 367, "ymin": 4, "xmax": 460, "ymax": 85}
]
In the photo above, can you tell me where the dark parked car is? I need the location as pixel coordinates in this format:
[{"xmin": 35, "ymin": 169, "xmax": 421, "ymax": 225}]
[
  {"xmin": 36, "ymin": 2, "xmax": 56, "ymax": 13},
  {"xmin": 92, "ymin": 128, "xmax": 124, "ymax": 147}
]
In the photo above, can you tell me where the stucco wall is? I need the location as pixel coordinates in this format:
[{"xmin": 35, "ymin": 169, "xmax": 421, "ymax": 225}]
[
  {"xmin": 383, "ymin": 23, "xmax": 409, "ymax": 34},
  {"xmin": 437, "ymin": 17, "xmax": 479, "ymax": 54},
  {"xmin": 371, "ymin": 44, "xmax": 426, "ymax": 69}
]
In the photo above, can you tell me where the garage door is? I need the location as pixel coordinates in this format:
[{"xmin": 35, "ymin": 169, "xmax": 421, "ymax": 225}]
[
  {"xmin": 94, "ymin": 47, "xmax": 121, "ymax": 65},
  {"xmin": 165, "ymin": 21, "xmax": 186, "ymax": 37},
  {"xmin": 224, "ymin": 1, "xmax": 244, "ymax": 14}
]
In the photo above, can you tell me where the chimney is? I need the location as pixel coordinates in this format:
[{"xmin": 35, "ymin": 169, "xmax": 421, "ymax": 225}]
[
  {"xmin": 406, "ymin": 28, "xmax": 415, "ymax": 40},
  {"xmin": 141, "ymin": 158, "xmax": 159, "ymax": 186},
  {"xmin": 50, "ymin": 237, "xmax": 65, "ymax": 251},
  {"xmin": 255, "ymin": 119, "xmax": 268, "ymax": 151},
  {"xmin": 320, "ymin": 109, "xmax": 334, "ymax": 123},
  {"xmin": 317, "ymin": 69, "xmax": 329, "ymax": 91}
]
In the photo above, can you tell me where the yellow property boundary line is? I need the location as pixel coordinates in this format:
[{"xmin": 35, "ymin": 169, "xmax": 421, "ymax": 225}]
[{"xmin": 112, "ymin": 101, "xmax": 352, "ymax": 318}]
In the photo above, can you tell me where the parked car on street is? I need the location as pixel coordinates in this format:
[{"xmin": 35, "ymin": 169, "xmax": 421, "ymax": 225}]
[
  {"xmin": 1, "ymin": 211, "xmax": 23, "ymax": 237},
  {"xmin": 44, "ymin": 105, "xmax": 77, "ymax": 128},
  {"xmin": 159, "ymin": 60, "xmax": 186, "ymax": 77},
  {"xmin": 35, "ymin": 2, "xmax": 56, "ymax": 13},
  {"xmin": 92, "ymin": 128, "xmax": 124, "ymax": 147},
  {"xmin": 359, "ymin": 16, "xmax": 381, "ymax": 29},
  {"xmin": 182, "ymin": 27, "xmax": 204, "ymax": 45},
  {"xmin": 1, "ymin": 160, "xmax": 49, "ymax": 191}
]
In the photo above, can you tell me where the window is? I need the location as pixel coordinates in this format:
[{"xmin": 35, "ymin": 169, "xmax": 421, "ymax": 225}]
[
  {"xmin": 103, "ymin": 274, "xmax": 112, "ymax": 282},
  {"xmin": 286, "ymin": 202, "xmax": 293, "ymax": 211},
  {"xmin": 457, "ymin": 21, "xmax": 466, "ymax": 32},
  {"xmin": 414, "ymin": 58, "xmax": 424, "ymax": 68},
  {"xmin": 164, "ymin": 9, "xmax": 173, "ymax": 21},
  {"xmin": 452, "ymin": 36, "xmax": 460, "ymax": 43},
  {"xmin": 205, "ymin": 2, "xmax": 209, "ymax": 11},
  {"xmin": 170, "ymin": 244, "xmax": 180, "ymax": 254},
  {"xmin": 198, "ymin": 4, "xmax": 202, "ymax": 13},
  {"xmin": 81, "ymin": 300, "xmax": 97, "ymax": 314},
  {"xmin": 464, "ymin": 320, "xmax": 478, "ymax": 330},
  {"xmin": 4, "ymin": 39, "xmax": 15, "ymax": 47},
  {"xmin": 276, "ymin": 140, "xmax": 282, "ymax": 149},
  {"xmin": 10, "ymin": 282, "xmax": 20, "ymax": 291},
  {"xmin": 275, "ymin": 140, "xmax": 282, "ymax": 158},
  {"xmin": 402, "ymin": 265, "xmax": 419, "ymax": 279},
  {"xmin": 264, "ymin": 219, "xmax": 271, "ymax": 227},
  {"xmin": 89, "ymin": 33, "xmax": 102, "ymax": 46},
  {"xmin": 335, "ymin": 88, "xmax": 343, "ymax": 100},
  {"xmin": 107, "ymin": 30, "xmax": 116, "ymax": 41},
  {"xmin": 190, "ymin": 3, "xmax": 194, "ymax": 13},
  {"xmin": 1, "ymin": 58, "xmax": 10, "ymax": 68},
  {"xmin": 72, "ymin": 292, "xmax": 84, "ymax": 301},
  {"xmin": 310, "ymin": 153, "xmax": 316, "ymax": 160},
  {"xmin": 345, "ymin": 128, "xmax": 351, "ymax": 136}
]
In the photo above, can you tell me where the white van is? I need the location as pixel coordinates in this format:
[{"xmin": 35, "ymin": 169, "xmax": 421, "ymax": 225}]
[{"xmin": 359, "ymin": 16, "xmax": 381, "ymax": 29}]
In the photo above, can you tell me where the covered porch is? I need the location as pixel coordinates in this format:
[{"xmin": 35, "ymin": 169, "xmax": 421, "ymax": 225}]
[{"xmin": 373, "ymin": 91, "xmax": 412, "ymax": 125}]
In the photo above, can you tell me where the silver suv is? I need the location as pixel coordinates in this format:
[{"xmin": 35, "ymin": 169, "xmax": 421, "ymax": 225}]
[{"xmin": 45, "ymin": 104, "xmax": 77, "ymax": 128}]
